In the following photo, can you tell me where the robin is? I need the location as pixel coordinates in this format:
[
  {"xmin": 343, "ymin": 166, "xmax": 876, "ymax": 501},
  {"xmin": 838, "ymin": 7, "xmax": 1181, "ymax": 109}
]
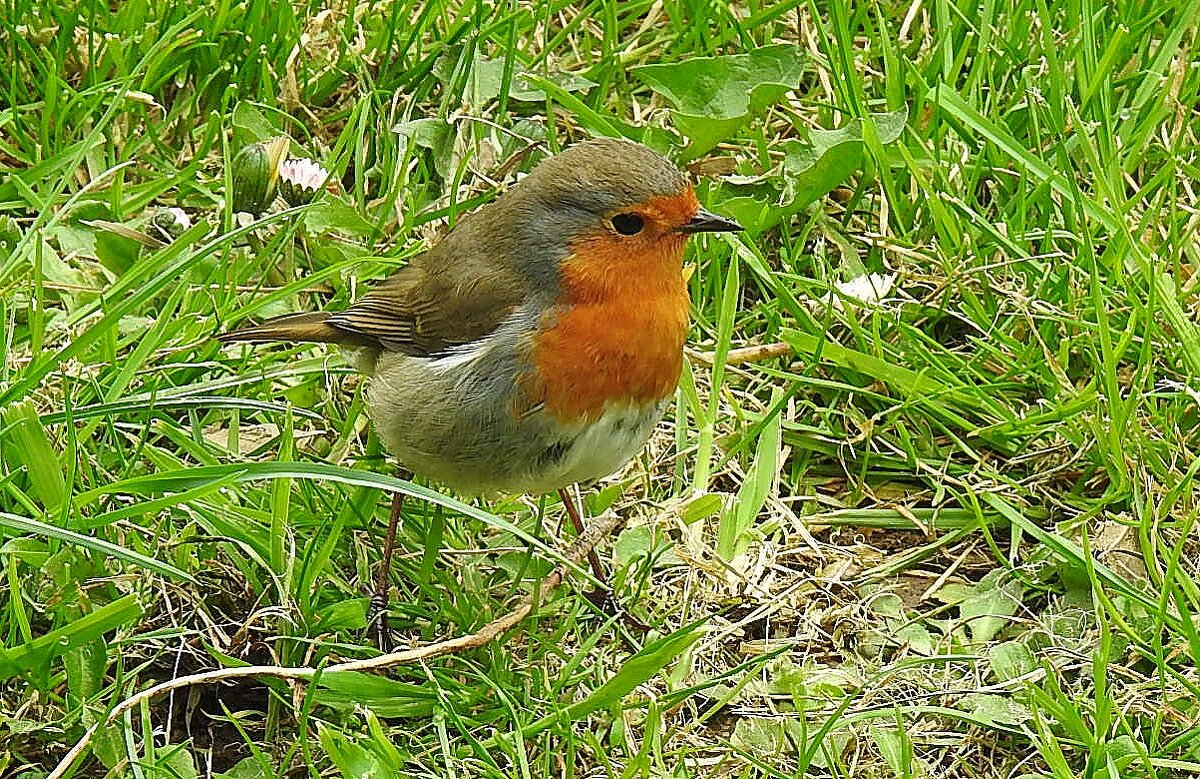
[{"xmin": 219, "ymin": 137, "xmax": 742, "ymax": 646}]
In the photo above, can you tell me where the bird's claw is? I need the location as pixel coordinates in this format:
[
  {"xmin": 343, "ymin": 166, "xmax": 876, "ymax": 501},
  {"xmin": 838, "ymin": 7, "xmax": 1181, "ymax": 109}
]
[{"xmin": 368, "ymin": 592, "xmax": 394, "ymax": 653}]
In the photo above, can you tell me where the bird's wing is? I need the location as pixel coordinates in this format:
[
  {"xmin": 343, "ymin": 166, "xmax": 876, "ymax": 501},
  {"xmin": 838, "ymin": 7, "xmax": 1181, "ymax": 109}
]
[
  {"xmin": 323, "ymin": 258, "xmax": 527, "ymax": 357},
  {"xmin": 221, "ymin": 205, "xmax": 531, "ymax": 356}
]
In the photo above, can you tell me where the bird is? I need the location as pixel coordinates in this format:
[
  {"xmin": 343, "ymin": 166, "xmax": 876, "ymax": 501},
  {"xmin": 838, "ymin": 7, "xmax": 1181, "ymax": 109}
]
[{"xmin": 218, "ymin": 136, "xmax": 742, "ymax": 647}]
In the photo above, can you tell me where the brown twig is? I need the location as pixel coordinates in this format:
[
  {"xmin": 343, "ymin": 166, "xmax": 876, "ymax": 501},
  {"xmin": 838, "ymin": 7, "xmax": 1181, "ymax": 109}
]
[
  {"xmin": 688, "ymin": 342, "xmax": 794, "ymax": 367},
  {"xmin": 48, "ymin": 510, "xmax": 622, "ymax": 779}
]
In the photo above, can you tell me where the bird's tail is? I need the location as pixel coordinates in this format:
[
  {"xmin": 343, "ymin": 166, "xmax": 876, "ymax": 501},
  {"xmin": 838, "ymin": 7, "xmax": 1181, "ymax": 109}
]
[{"xmin": 217, "ymin": 312, "xmax": 374, "ymax": 347}]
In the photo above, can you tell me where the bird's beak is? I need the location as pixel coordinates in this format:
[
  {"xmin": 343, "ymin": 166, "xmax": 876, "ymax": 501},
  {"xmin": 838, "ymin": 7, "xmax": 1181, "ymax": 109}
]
[{"xmin": 676, "ymin": 208, "xmax": 743, "ymax": 234}]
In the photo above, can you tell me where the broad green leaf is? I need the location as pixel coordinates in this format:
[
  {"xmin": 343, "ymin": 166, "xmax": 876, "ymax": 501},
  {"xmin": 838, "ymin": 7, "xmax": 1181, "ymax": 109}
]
[
  {"xmin": 988, "ymin": 640, "xmax": 1037, "ymax": 681},
  {"xmin": 216, "ymin": 756, "xmax": 271, "ymax": 779},
  {"xmin": 159, "ymin": 744, "xmax": 199, "ymax": 779},
  {"xmin": 584, "ymin": 481, "xmax": 623, "ymax": 515},
  {"xmin": 316, "ymin": 671, "xmax": 441, "ymax": 718},
  {"xmin": 461, "ymin": 54, "xmax": 598, "ymax": 104},
  {"xmin": 1105, "ymin": 735, "xmax": 1143, "ymax": 774},
  {"xmin": 0, "ymin": 594, "xmax": 142, "ymax": 681},
  {"xmin": 612, "ymin": 524, "xmax": 652, "ymax": 567},
  {"xmin": 319, "ymin": 723, "xmax": 389, "ymax": 779},
  {"xmin": 1, "ymin": 400, "xmax": 66, "ymax": 511},
  {"xmin": 93, "ymin": 221, "xmax": 145, "ymax": 274},
  {"xmin": 895, "ymin": 623, "xmax": 938, "ymax": 656},
  {"xmin": 0, "ymin": 537, "xmax": 50, "ymax": 567},
  {"xmin": 393, "ymin": 117, "xmax": 452, "ymax": 152},
  {"xmin": 718, "ymin": 108, "xmax": 908, "ymax": 233},
  {"xmin": 731, "ymin": 717, "xmax": 789, "ymax": 756},
  {"xmin": 521, "ymin": 619, "xmax": 705, "ymax": 737},
  {"xmin": 39, "ymin": 235, "xmax": 89, "ymax": 291},
  {"xmin": 672, "ymin": 114, "xmax": 747, "ymax": 159},
  {"xmin": 963, "ymin": 693, "xmax": 1034, "ymax": 729},
  {"xmin": 633, "ymin": 45, "xmax": 804, "ymax": 157},
  {"xmin": 959, "ymin": 570, "xmax": 1023, "ymax": 644},
  {"xmin": 231, "ymin": 101, "xmax": 278, "ymax": 145},
  {"xmin": 680, "ymin": 492, "xmax": 724, "ymax": 524},
  {"xmin": 869, "ymin": 725, "xmax": 917, "ymax": 778},
  {"xmin": 783, "ymin": 108, "xmax": 907, "ymax": 209},
  {"xmin": 866, "ymin": 593, "xmax": 939, "ymax": 656},
  {"xmin": 393, "ymin": 117, "xmax": 456, "ymax": 178},
  {"xmin": 310, "ymin": 597, "xmax": 368, "ymax": 634},
  {"xmin": 303, "ymin": 199, "xmax": 376, "ymax": 237},
  {"xmin": 64, "ymin": 637, "xmax": 108, "ymax": 706}
]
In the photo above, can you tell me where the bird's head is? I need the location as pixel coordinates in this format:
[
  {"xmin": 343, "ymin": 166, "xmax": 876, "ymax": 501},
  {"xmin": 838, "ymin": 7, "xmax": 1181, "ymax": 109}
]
[{"xmin": 501, "ymin": 137, "xmax": 742, "ymax": 299}]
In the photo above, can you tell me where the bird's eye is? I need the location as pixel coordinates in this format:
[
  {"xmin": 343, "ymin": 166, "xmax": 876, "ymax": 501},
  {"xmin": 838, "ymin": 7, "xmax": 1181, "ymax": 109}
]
[{"xmin": 611, "ymin": 213, "xmax": 645, "ymax": 235}]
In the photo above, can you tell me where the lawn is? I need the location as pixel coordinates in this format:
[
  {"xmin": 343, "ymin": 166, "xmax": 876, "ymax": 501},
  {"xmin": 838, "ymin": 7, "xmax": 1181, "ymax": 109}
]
[{"xmin": 3, "ymin": 0, "xmax": 1200, "ymax": 777}]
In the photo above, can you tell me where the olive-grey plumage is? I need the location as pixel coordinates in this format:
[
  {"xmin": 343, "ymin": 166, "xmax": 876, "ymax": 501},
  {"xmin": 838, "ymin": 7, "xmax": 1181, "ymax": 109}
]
[
  {"xmin": 219, "ymin": 136, "xmax": 739, "ymax": 494},
  {"xmin": 218, "ymin": 138, "xmax": 690, "ymax": 360}
]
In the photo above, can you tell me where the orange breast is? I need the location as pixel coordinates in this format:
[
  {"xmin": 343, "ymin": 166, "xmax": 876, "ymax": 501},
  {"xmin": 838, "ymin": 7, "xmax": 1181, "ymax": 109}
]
[{"xmin": 524, "ymin": 229, "xmax": 691, "ymax": 424}]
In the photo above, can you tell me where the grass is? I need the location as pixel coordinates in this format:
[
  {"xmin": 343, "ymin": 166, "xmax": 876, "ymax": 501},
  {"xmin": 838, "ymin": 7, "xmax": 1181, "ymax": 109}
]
[{"xmin": 2, "ymin": 0, "xmax": 1200, "ymax": 776}]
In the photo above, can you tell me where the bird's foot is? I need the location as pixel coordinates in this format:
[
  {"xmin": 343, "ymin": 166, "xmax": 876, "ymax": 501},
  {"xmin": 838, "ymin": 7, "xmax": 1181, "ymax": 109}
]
[
  {"xmin": 368, "ymin": 591, "xmax": 394, "ymax": 653},
  {"xmin": 581, "ymin": 587, "xmax": 651, "ymax": 632}
]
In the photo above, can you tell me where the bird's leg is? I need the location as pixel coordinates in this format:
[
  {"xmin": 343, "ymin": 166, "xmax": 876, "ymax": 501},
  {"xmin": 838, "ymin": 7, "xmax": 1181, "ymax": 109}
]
[
  {"xmin": 557, "ymin": 485, "xmax": 607, "ymax": 586},
  {"xmin": 555, "ymin": 486, "xmax": 650, "ymax": 634},
  {"xmin": 370, "ymin": 470, "xmax": 410, "ymax": 653}
]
